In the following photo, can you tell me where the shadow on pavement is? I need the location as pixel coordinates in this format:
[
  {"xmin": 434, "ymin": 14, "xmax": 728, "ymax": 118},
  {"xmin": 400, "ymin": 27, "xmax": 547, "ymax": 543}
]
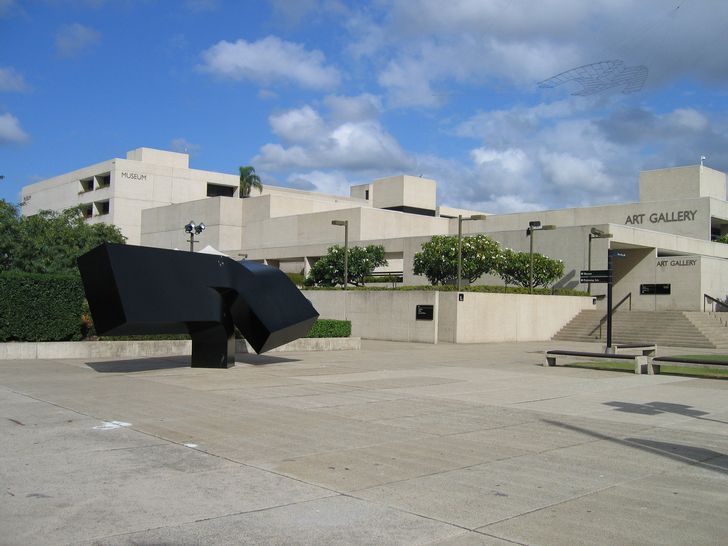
[
  {"xmin": 86, "ymin": 356, "xmax": 190, "ymax": 373},
  {"xmin": 542, "ymin": 418, "xmax": 728, "ymax": 475},
  {"xmin": 235, "ymin": 353, "xmax": 301, "ymax": 365}
]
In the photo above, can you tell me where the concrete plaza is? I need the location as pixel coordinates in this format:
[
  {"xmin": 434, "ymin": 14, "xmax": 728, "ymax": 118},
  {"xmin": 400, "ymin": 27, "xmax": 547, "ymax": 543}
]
[{"xmin": 2, "ymin": 340, "xmax": 728, "ymax": 545}]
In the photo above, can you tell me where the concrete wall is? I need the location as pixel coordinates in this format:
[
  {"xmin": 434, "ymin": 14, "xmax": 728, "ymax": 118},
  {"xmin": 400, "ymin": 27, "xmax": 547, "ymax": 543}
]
[
  {"xmin": 701, "ymin": 256, "xmax": 728, "ymax": 307},
  {"xmin": 640, "ymin": 165, "xmax": 726, "ymax": 202},
  {"xmin": 438, "ymin": 291, "xmax": 594, "ymax": 343},
  {"xmin": 303, "ymin": 290, "xmax": 440, "ymax": 343},
  {"xmin": 303, "ymin": 290, "xmax": 593, "ymax": 344}
]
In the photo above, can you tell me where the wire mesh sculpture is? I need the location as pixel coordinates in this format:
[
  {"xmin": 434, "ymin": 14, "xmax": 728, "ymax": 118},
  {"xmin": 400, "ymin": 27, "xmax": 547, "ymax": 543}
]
[{"xmin": 538, "ymin": 60, "xmax": 648, "ymax": 96}]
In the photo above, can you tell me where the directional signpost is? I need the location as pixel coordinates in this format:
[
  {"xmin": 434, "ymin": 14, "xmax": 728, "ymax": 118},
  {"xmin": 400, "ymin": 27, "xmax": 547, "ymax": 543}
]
[
  {"xmin": 581, "ymin": 251, "xmax": 623, "ymax": 352},
  {"xmin": 580, "ymin": 269, "xmax": 612, "ymax": 284}
]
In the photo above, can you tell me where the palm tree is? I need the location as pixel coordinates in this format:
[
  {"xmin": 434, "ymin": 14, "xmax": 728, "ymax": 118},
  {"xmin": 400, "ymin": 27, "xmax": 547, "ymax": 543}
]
[{"xmin": 239, "ymin": 166, "xmax": 263, "ymax": 198}]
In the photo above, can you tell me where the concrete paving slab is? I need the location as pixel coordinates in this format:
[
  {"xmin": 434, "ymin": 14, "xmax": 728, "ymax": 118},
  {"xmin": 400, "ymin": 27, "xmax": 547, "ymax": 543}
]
[
  {"xmin": 83, "ymin": 495, "xmax": 464, "ymax": 546},
  {"xmin": 481, "ymin": 466, "xmax": 728, "ymax": 545},
  {"xmin": 2, "ymin": 339, "xmax": 728, "ymax": 544},
  {"xmin": 266, "ymin": 433, "xmax": 529, "ymax": 492}
]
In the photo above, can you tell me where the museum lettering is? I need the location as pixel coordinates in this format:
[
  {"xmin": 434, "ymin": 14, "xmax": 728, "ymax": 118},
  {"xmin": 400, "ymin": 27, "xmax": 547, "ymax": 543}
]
[
  {"xmin": 120, "ymin": 171, "xmax": 147, "ymax": 181},
  {"xmin": 625, "ymin": 209, "xmax": 697, "ymax": 225}
]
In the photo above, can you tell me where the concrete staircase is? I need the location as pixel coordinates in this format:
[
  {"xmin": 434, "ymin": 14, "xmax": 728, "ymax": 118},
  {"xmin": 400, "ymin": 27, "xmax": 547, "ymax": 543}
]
[{"xmin": 553, "ymin": 310, "xmax": 728, "ymax": 349}]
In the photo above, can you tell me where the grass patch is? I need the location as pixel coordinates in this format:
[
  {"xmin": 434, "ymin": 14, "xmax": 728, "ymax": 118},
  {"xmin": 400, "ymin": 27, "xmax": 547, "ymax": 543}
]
[{"xmin": 566, "ymin": 360, "xmax": 728, "ymax": 379}]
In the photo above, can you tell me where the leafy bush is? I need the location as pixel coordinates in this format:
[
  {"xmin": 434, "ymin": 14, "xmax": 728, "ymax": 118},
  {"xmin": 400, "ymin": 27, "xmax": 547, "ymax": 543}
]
[
  {"xmin": 307, "ymin": 245, "xmax": 387, "ymax": 287},
  {"xmin": 0, "ymin": 271, "xmax": 85, "ymax": 341},
  {"xmin": 498, "ymin": 249, "xmax": 565, "ymax": 289},
  {"xmin": 413, "ymin": 235, "xmax": 502, "ymax": 285},
  {"xmin": 0, "ymin": 200, "xmax": 125, "ymax": 275},
  {"xmin": 305, "ymin": 319, "xmax": 351, "ymax": 338}
]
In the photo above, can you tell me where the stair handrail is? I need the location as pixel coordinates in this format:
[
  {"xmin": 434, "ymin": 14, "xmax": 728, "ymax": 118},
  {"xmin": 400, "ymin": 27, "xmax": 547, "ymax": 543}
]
[
  {"xmin": 704, "ymin": 293, "xmax": 728, "ymax": 313},
  {"xmin": 589, "ymin": 292, "xmax": 632, "ymax": 339}
]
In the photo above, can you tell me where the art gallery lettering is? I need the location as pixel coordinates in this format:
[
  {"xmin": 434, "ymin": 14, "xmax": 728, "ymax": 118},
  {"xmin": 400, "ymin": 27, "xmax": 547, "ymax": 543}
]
[{"xmin": 625, "ymin": 210, "xmax": 698, "ymax": 225}]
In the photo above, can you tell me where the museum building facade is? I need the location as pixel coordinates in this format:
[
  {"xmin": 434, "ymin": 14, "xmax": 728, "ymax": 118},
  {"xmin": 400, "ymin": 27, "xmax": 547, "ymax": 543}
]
[{"xmin": 22, "ymin": 147, "xmax": 728, "ymax": 311}]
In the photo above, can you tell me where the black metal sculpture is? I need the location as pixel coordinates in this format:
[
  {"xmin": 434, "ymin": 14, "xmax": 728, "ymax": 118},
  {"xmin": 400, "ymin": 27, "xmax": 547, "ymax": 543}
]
[{"xmin": 77, "ymin": 243, "xmax": 319, "ymax": 368}]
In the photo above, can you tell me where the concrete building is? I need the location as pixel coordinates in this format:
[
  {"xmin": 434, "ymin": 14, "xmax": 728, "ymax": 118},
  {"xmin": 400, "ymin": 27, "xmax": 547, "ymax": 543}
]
[{"xmin": 21, "ymin": 148, "xmax": 728, "ymax": 311}]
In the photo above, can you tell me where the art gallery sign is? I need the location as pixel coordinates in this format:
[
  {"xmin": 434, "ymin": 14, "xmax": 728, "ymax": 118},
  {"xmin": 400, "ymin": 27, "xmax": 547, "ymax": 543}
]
[
  {"xmin": 656, "ymin": 258, "xmax": 697, "ymax": 267},
  {"xmin": 624, "ymin": 209, "xmax": 698, "ymax": 225}
]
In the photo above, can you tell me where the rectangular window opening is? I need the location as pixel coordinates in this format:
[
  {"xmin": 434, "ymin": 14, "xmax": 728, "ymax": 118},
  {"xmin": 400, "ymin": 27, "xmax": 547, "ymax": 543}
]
[
  {"xmin": 206, "ymin": 183, "xmax": 236, "ymax": 198},
  {"xmin": 80, "ymin": 177, "xmax": 94, "ymax": 193},
  {"xmin": 95, "ymin": 200, "xmax": 110, "ymax": 216},
  {"xmin": 96, "ymin": 173, "xmax": 111, "ymax": 188}
]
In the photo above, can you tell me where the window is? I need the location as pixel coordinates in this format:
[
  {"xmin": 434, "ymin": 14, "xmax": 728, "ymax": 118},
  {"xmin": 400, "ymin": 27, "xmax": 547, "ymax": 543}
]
[
  {"xmin": 80, "ymin": 204, "xmax": 93, "ymax": 219},
  {"xmin": 95, "ymin": 200, "xmax": 110, "ymax": 215},
  {"xmin": 206, "ymin": 183, "xmax": 236, "ymax": 197},
  {"xmin": 96, "ymin": 173, "xmax": 111, "ymax": 188},
  {"xmin": 80, "ymin": 177, "xmax": 94, "ymax": 193}
]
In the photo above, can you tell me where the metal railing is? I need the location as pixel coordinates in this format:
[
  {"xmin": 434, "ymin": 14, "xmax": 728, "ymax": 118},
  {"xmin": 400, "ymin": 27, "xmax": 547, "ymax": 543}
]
[
  {"xmin": 704, "ymin": 293, "xmax": 728, "ymax": 313},
  {"xmin": 590, "ymin": 292, "xmax": 632, "ymax": 339}
]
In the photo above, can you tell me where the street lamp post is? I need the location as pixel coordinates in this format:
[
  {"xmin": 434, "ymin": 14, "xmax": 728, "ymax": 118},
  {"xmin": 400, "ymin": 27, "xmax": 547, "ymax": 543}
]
[
  {"xmin": 331, "ymin": 220, "xmax": 349, "ymax": 290},
  {"xmin": 184, "ymin": 221, "xmax": 205, "ymax": 252},
  {"xmin": 457, "ymin": 214, "xmax": 487, "ymax": 291},
  {"xmin": 526, "ymin": 221, "xmax": 556, "ymax": 294},
  {"xmin": 587, "ymin": 227, "xmax": 613, "ymax": 294}
]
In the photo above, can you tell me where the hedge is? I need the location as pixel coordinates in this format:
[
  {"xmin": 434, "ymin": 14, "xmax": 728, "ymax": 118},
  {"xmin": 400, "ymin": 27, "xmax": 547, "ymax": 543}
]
[
  {"xmin": 302, "ymin": 284, "xmax": 588, "ymax": 296},
  {"xmin": 306, "ymin": 319, "xmax": 351, "ymax": 338},
  {"xmin": 0, "ymin": 271, "xmax": 85, "ymax": 342}
]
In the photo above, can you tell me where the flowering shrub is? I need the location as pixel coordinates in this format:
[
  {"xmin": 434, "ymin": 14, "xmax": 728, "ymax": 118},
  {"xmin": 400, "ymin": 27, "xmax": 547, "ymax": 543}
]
[
  {"xmin": 306, "ymin": 244, "xmax": 387, "ymax": 287},
  {"xmin": 413, "ymin": 235, "xmax": 503, "ymax": 285},
  {"xmin": 498, "ymin": 249, "xmax": 564, "ymax": 288}
]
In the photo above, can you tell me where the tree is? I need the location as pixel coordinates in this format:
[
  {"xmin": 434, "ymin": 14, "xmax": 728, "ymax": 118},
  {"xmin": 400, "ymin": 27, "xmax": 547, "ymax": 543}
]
[
  {"xmin": 413, "ymin": 234, "xmax": 503, "ymax": 286},
  {"xmin": 497, "ymin": 249, "xmax": 565, "ymax": 289},
  {"xmin": 307, "ymin": 244, "xmax": 387, "ymax": 287},
  {"xmin": 717, "ymin": 234, "xmax": 728, "ymax": 244},
  {"xmin": 0, "ymin": 200, "xmax": 126, "ymax": 275},
  {"xmin": 239, "ymin": 165, "xmax": 263, "ymax": 198}
]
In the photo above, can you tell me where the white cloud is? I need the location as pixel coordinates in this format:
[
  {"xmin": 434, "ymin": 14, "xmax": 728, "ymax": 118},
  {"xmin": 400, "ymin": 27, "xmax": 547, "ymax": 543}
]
[
  {"xmin": 324, "ymin": 93, "xmax": 381, "ymax": 122},
  {"xmin": 0, "ymin": 67, "xmax": 28, "ymax": 92},
  {"xmin": 255, "ymin": 96, "xmax": 412, "ymax": 173},
  {"xmin": 286, "ymin": 170, "xmax": 353, "ymax": 196},
  {"xmin": 352, "ymin": 1, "xmax": 728, "ymax": 107},
  {"xmin": 0, "ymin": 113, "xmax": 29, "ymax": 144},
  {"xmin": 471, "ymin": 147, "xmax": 533, "ymax": 177},
  {"xmin": 199, "ymin": 35, "xmax": 340, "ymax": 90},
  {"xmin": 269, "ymin": 106, "xmax": 326, "ymax": 143},
  {"xmin": 538, "ymin": 151, "xmax": 612, "ymax": 191},
  {"xmin": 55, "ymin": 23, "xmax": 100, "ymax": 58}
]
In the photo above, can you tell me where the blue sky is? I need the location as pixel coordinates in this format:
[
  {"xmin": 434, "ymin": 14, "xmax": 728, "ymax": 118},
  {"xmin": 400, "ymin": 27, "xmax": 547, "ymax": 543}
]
[{"xmin": 1, "ymin": 0, "xmax": 728, "ymax": 212}]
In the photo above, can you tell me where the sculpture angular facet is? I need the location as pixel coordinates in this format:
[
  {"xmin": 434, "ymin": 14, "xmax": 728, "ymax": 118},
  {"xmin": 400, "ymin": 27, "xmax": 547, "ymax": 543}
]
[{"xmin": 77, "ymin": 243, "xmax": 319, "ymax": 368}]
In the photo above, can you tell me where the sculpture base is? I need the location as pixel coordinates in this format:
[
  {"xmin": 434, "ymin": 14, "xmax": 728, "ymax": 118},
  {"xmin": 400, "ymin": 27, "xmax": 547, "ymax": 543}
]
[{"xmin": 190, "ymin": 324, "xmax": 236, "ymax": 368}]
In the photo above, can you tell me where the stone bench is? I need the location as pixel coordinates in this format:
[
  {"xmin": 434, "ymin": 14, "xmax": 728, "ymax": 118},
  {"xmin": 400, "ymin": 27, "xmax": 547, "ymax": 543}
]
[
  {"xmin": 544, "ymin": 350, "xmax": 651, "ymax": 374},
  {"xmin": 650, "ymin": 356, "xmax": 728, "ymax": 374}
]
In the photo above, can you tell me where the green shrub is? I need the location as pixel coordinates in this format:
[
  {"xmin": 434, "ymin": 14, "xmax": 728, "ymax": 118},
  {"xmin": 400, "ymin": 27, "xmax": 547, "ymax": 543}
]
[
  {"xmin": 301, "ymin": 285, "xmax": 587, "ymax": 296},
  {"xmin": 0, "ymin": 271, "xmax": 85, "ymax": 341},
  {"xmin": 305, "ymin": 319, "xmax": 351, "ymax": 338}
]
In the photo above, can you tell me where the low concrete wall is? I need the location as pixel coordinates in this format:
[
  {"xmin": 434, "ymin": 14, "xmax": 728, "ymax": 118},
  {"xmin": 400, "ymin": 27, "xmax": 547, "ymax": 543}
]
[
  {"xmin": 440, "ymin": 291, "xmax": 594, "ymax": 343},
  {"xmin": 236, "ymin": 337, "xmax": 360, "ymax": 353},
  {"xmin": 0, "ymin": 337, "xmax": 360, "ymax": 360},
  {"xmin": 303, "ymin": 290, "xmax": 439, "ymax": 343},
  {"xmin": 304, "ymin": 290, "xmax": 593, "ymax": 344}
]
